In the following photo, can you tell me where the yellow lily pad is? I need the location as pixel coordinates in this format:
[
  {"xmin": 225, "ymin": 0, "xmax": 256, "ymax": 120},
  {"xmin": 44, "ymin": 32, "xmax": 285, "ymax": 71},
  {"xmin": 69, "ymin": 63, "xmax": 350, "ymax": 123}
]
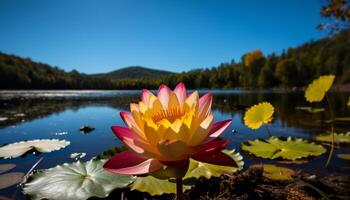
[
  {"xmin": 242, "ymin": 137, "xmax": 326, "ymax": 160},
  {"xmin": 337, "ymin": 154, "xmax": 350, "ymax": 160},
  {"xmin": 305, "ymin": 74, "xmax": 335, "ymax": 103},
  {"xmin": 251, "ymin": 164, "xmax": 295, "ymax": 180},
  {"xmin": 314, "ymin": 132, "xmax": 350, "ymax": 143},
  {"xmin": 244, "ymin": 102, "xmax": 274, "ymax": 129}
]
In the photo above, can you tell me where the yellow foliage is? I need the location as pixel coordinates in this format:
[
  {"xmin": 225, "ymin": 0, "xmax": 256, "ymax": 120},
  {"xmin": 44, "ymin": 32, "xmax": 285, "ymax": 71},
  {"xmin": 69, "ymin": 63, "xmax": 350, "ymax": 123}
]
[
  {"xmin": 304, "ymin": 75, "xmax": 335, "ymax": 103},
  {"xmin": 243, "ymin": 49, "xmax": 264, "ymax": 67},
  {"xmin": 244, "ymin": 102, "xmax": 274, "ymax": 130}
]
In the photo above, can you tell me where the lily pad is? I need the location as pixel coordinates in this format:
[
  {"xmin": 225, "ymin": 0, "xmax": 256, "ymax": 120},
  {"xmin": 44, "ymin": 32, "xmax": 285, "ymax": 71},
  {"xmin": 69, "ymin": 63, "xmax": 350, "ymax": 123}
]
[
  {"xmin": 295, "ymin": 106, "xmax": 325, "ymax": 113},
  {"xmin": 130, "ymin": 175, "xmax": 191, "ymax": 196},
  {"xmin": 131, "ymin": 149, "xmax": 244, "ymax": 195},
  {"xmin": 314, "ymin": 132, "xmax": 350, "ymax": 143},
  {"xmin": 250, "ymin": 164, "xmax": 295, "ymax": 180},
  {"xmin": 241, "ymin": 137, "xmax": 326, "ymax": 160},
  {"xmin": 0, "ymin": 139, "xmax": 70, "ymax": 159},
  {"xmin": 337, "ymin": 154, "xmax": 350, "ymax": 160},
  {"xmin": 184, "ymin": 149, "xmax": 244, "ymax": 180},
  {"xmin": 0, "ymin": 164, "xmax": 16, "ymax": 174},
  {"xmin": 70, "ymin": 152, "xmax": 86, "ymax": 160},
  {"xmin": 23, "ymin": 159, "xmax": 135, "ymax": 200},
  {"xmin": 0, "ymin": 172, "xmax": 24, "ymax": 189}
]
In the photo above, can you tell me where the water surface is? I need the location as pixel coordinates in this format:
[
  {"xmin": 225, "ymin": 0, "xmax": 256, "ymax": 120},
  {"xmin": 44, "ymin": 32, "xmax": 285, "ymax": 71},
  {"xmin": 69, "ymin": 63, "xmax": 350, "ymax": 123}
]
[{"xmin": 0, "ymin": 90, "xmax": 349, "ymax": 199}]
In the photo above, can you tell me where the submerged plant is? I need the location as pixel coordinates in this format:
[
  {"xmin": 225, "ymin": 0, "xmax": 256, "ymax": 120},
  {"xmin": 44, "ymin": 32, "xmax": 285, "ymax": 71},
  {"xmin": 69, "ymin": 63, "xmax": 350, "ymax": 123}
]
[
  {"xmin": 103, "ymin": 83, "xmax": 236, "ymax": 199},
  {"xmin": 304, "ymin": 74, "xmax": 335, "ymax": 167},
  {"xmin": 244, "ymin": 102, "xmax": 274, "ymax": 136}
]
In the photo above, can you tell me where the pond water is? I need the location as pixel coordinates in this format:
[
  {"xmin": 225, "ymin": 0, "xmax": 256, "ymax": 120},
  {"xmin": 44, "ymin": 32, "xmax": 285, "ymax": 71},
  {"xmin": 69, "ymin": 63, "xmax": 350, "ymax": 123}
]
[{"xmin": 0, "ymin": 90, "xmax": 349, "ymax": 199}]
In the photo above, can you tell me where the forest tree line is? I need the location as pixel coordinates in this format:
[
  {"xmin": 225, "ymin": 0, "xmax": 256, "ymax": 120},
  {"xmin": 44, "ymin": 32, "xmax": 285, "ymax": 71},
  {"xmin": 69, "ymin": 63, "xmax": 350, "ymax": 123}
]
[{"xmin": 0, "ymin": 30, "xmax": 349, "ymax": 90}]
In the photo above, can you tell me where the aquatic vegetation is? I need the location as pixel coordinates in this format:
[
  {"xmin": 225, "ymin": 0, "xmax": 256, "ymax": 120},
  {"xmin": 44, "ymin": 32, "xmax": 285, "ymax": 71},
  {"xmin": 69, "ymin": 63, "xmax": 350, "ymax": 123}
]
[
  {"xmin": 295, "ymin": 106, "xmax": 325, "ymax": 113},
  {"xmin": 244, "ymin": 102, "xmax": 274, "ymax": 130},
  {"xmin": 304, "ymin": 75, "xmax": 335, "ymax": 102},
  {"xmin": 131, "ymin": 149, "xmax": 244, "ymax": 195},
  {"xmin": 103, "ymin": 83, "xmax": 234, "ymax": 175},
  {"xmin": 131, "ymin": 175, "xmax": 192, "ymax": 195},
  {"xmin": 337, "ymin": 154, "xmax": 350, "ymax": 160},
  {"xmin": 314, "ymin": 132, "xmax": 350, "ymax": 143},
  {"xmin": 242, "ymin": 137, "xmax": 326, "ymax": 160},
  {"xmin": 250, "ymin": 164, "xmax": 295, "ymax": 180},
  {"xmin": 104, "ymin": 83, "xmax": 235, "ymax": 199},
  {"xmin": 23, "ymin": 159, "xmax": 135, "ymax": 200},
  {"xmin": 0, "ymin": 172, "xmax": 24, "ymax": 190},
  {"xmin": 0, "ymin": 139, "xmax": 70, "ymax": 159},
  {"xmin": 0, "ymin": 164, "xmax": 16, "ymax": 174},
  {"xmin": 70, "ymin": 152, "xmax": 86, "ymax": 160}
]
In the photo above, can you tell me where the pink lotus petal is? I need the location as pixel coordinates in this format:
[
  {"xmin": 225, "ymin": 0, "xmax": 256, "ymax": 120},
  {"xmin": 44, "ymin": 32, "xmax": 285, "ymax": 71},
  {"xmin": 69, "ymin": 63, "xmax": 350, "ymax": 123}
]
[
  {"xmin": 174, "ymin": 82, "xmax": 187, "ymax": 106},
  {"xmin": 104, "ymin": 151, "xmax": 163, "ymax": 175},
  {"xmin": 192, "ymin": 151, "xmax": 237, "ymax": 167},
  {"xmin": 111, "ymin": 126, "xmax": 148, "ymax": 154},
  {"xmin": 120, "ymin": 112, "xmax": 144, "ymax": 135},
  {"xmin": 206, "ymin": 119, "xmax": 232, "ymax": 142},
  {"xmin": 157, "ymin": 84, "xmax": 171, "ymax": 109},
  {"xmin": 141, "ymin": 89, "xmax": 153, "ymax": 104},
  {"xmin": 199, "ymin": 93, "xmax": 213, "ymax": 118},
  {"xmin": 190, "ymin": 139, "xmax": 228, "ymax": 157}
]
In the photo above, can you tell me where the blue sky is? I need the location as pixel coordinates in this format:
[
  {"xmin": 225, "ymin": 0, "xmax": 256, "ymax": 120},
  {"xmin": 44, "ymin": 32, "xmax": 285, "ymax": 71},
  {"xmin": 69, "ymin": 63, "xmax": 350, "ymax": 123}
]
[{"xmin": 0, "ymin": 0, "xmax": 326, "ymax": 74}]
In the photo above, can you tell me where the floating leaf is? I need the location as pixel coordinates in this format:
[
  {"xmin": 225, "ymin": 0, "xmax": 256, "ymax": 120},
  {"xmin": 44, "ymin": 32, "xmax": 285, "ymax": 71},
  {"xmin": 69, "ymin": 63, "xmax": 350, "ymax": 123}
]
[
  {"xmin": 131, "ymin": 175, "xmax": 191, "ymax": 196},
  {"xmin": 277, "ymin": 160, "xmax": 308, "ymax": 164},
  {"xmin": 305, "ymin": 74, "xmax": 335, "ymax": 103},
  {"xmin": 131, "ymin": 149, "xmax": 243, "ymax": 195},
  {"xmin": 0, "ymin": 164, "xmax": 16, "ymax": 174},
  {"xmin": 314, "ymin": 132, "xmax": 350, "ymax": 143},
  {"xmin": 295, "ymin": 106, "xmax": 325, "ymax": 113},
  {"xmin": 0, "ymin": 139, "xmax": 70, "ymax": 159},
  {"xmin": 23, "ymin": 159, "xmax": 135, "ymax": 200},
  {"xmin": 244, "ymin": 102, "xmax": 274, "ymax": 129},
  {"xmin": 70, "ymin": 152, "xmax": 86, "ymax": 160},
  {"xmin": 241, "ymin": 137, "xmax": 326, "ymax": 160},
  {"xmin": 250, "ymin": 164, "xmax": 295, "ymax": 180},
  {"xmin": 0, "ymin": 172, "xmax": 24, "ymax": 189},
  {"xmin": 184, "ymin": 149, "xmax": 244, "ymax": 180},
  {"xmin": 337, "ymin": 154, "xmax": 350, "ymax": 160}
]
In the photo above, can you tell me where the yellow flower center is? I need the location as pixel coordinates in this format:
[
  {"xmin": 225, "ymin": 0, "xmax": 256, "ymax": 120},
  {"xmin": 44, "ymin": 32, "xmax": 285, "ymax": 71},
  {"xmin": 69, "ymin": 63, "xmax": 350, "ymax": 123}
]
[{"xmin": 151, "ymin": 107, "xmax": 185, "ymax": 123}]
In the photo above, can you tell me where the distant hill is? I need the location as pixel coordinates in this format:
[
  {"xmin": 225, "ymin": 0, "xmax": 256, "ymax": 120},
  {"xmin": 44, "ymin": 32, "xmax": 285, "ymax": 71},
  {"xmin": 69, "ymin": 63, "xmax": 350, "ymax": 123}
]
[
  {"xmin": 0, "ymin": 30, "xmax": 349, "ymax": 89},
  {"xmin": 90, "ymin": 66, "xmax": 174, "ymax": 80}
]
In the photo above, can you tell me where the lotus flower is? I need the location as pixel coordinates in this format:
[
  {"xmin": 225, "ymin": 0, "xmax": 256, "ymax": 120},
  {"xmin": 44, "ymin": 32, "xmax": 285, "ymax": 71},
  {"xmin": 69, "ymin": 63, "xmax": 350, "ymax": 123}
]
[{"xmin": 104, "ymin": 83, "xmax": 235, "ymax": 175}]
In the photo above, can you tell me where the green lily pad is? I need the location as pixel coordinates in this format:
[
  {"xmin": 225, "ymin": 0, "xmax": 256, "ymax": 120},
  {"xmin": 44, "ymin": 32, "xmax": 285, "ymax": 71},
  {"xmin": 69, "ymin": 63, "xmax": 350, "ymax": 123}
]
[
  {"xmin": 314, "ymin": 132, "xmax": 350, "ymax": 143},
  {"xmin": 0, "ymin": 172, "xmax": 24, "ymax": 189},
  {"xmin": 0, "ymin": 164, "xmax": 16, "ymax": 174},
  {"xmin": 251, "ymin": 164, "xmax": 295, "ymax": 180},
  {"xmin": 184, "ymin": 149, "xmax": 244, "ymax": 180},
  {"xmin": 295, "ymin": 106, "xmax": 325, "ymax": 113},
  {"xmin": 23, "ymin": 159, "xmax": 135, "ymax": 200},
  {"xmin": 131, "ymin": 175, "xmax": 191, "ymax": 196},
  {"xmin": 241, "ymin": 137, "xmax": 326, "ymax": 160},
  {"xmin": 337, "ymin": 154, "xmax": 350, "ymax": 160},
  {"xmin": 0, "ymin": 139, "xmax": 70, "ymax": 159},
  {"xmin": 131, "ymin": 149, "xmax": 244, "ymax": 195}
]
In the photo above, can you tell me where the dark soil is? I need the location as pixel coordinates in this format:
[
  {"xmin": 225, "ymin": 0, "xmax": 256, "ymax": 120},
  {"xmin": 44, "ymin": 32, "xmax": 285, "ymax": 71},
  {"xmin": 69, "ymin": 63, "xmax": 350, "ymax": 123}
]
[{"xmin": 185, "ymin": 166, "xmax": 350, "ymax": 200}]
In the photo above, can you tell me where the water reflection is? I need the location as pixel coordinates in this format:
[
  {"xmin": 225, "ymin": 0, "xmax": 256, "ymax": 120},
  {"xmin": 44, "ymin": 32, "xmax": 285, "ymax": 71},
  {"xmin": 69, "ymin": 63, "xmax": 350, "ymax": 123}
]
[{"xmin": 0, "ymin": 90, "xmax": 349, "ymax": 199}]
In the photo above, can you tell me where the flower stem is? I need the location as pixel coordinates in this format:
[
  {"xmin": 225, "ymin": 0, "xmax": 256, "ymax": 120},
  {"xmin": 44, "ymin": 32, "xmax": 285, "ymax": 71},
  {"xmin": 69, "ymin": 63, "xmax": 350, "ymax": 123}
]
[
  {"xmin": 325, "ymin": 94, "xmax": 335, "ymax": 167},
  {"xmin": 176, "ymin": 178, "xmax": 183, "ymax": 200}
]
